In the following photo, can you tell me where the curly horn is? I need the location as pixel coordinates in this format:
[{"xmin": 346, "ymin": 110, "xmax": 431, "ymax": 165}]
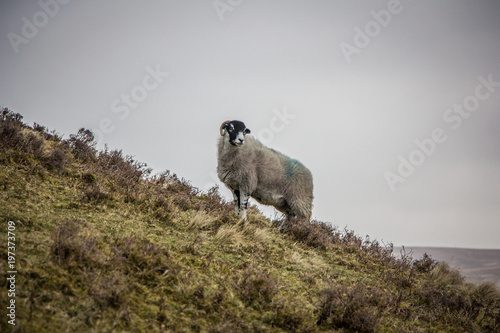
[{"xmin": 220, "ymin": 120, "xmax": 231, "ymax": 136}]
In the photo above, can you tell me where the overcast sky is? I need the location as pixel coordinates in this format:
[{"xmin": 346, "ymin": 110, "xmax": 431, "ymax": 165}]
[{"xmin": 1, "ymin": 0, "xmax": 499, "ymax": 249}]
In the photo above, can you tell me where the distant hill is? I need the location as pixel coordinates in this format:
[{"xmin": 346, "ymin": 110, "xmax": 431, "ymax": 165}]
[
  {"xmin": 1, "ymin": 107, "xmax": 499, "ymax": 332},
  {"xmin": 396, "ymin": 247, "xmax": 500, "ymax": 288}
]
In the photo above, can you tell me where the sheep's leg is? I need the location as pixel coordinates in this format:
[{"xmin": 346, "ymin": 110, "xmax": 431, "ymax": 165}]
[
  {"xmin": 232, "ymin": 190, "xmax": 240, "ymax": 215},
  {"xmin": 279, "ymin": 208, "xmax": 296, "ymax": 232},
  {"xmin": 233, "ymin": 189, "xmax": 249, "ymax": 220},
  {"xmin": 279, "ymin": 214, "xmax": 293, "ymax": 233},
  {"xmin": 239, "ymin": 192, "xmax": 250, "ymax": 220}
]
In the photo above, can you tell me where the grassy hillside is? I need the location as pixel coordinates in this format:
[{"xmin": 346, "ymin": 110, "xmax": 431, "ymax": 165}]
[{"xmin": 1, "ymin": 107, "xmax": 499, "ymax": 332}]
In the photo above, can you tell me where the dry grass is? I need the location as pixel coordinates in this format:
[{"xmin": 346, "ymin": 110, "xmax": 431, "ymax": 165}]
[
  {"xmin": 187, "ymin": 211, "xmax": 216, "ymax": 230},
  {"xmin": 213, "ymin": 224, "xmax": 245, "ymax": 245},
  {"xmin": 252, "ymin": 227, "xmax": 272, "ymax": 244}
]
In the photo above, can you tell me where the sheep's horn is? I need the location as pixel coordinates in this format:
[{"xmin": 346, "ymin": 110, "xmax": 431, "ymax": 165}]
[{"xmin": 220, "ymin": 121, "xmax": 231, "ymax": 136}]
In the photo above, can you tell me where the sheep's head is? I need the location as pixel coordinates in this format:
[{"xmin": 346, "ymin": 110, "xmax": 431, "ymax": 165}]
[{"xmin": 220, "ymin": 120, "xmax": 251, "ymax": 147}]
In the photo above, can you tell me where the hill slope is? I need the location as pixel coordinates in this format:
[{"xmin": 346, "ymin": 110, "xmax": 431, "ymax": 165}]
[{"xmin": 1, "ymin": 108, "xmax": 499, "ymax": 332}]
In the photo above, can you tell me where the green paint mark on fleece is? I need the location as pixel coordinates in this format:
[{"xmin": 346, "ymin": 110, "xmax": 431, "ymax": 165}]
[{"xmin": 285, "ymin": 157, "xmax": 303, "ymax": 178}]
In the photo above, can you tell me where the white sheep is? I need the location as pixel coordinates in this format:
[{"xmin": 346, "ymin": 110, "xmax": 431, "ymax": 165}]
[{"xmin": 217, "ymin": 120, "xmax": 313, "ymax": 230}]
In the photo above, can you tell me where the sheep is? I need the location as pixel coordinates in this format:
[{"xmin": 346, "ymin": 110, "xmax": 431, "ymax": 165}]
[{"xmin": 217, "ymin": 120, "xmax": 313, "ymax": 230}]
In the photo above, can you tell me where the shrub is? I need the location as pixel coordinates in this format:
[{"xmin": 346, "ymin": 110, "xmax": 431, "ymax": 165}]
[
  {"xmin": 114, "ymin": 237, "xmax": 174, "ymax": 286},
  {"xmin": 52, "ymin": 219, "xmax": 105, "ymax": 268},
  {"xmin": 416, "ymin": 263, "xmax": 474, "ymax": 323},
  {"xmin": 65, "ymin": 128, "xmax": 97, "ymax": 162},
  {"xmin": 83, "ymin": 184, "xmax": 110, "ymax": 202},
  {"xmin": 43, "ymin": 146, "xmax": 68, "ymax": 172},
  {"xmin": 198, "ymin": 186, "xmax": 233, "ymax": 216},
  {"xmin": 22, "ymin": 132, "xmax": 45, "ymax": 157},
  {"xmin": 52, "ymin": 219, "xmax": 81, "ymax": 265},
  {"xmin": 32, "ymin": 122, "xmax": 62, "ymax": 141},
  {"xmin": 237, "ymin": 268, "xmax": 278, "ymax": 307},
  {"xmin": 413, "ymin": 253, "xmax": 438, "ymax": 273},
  {"xmin": 1, "ymin": 107, "xmax": 23, "ymax": 124},
  {"xmin": 33, "ymin": 122, "xmax": 48, "ymax": 135},
  {"xmin": 430, "ymin": 262, "xmax": 466, "ymax": 288},
  {"xmin": 317, "ymin": 284, "xmax": 385, "ymax": 332},
  {"xmin": 98, "ymin": 148, "xmax": 151, "ymax": 183},
  {"xmin": 0, "ymin": 109, "xmax": 31, "ymax": 153},
  {"xmin": 86, "ymin": 272, "xmax": 126, "ymax": 309},
  {"xmin": 0, "ymin": 121, "xmax": 24, "ymax": 152},
  {"xmin": 283, "ymin": 219, "xmax": 338, "ymax": 251},
  {"xmin": 81, "ymin": 172, "xmax": 97, "ymax": 184}
]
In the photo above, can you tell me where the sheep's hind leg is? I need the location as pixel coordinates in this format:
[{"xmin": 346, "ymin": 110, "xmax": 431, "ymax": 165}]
[
  {"xmin": 278, "ymin": 220, "xmax": 289, "ymax": 233},
  {"xmin": 279, "ymin": 210, "xmax": 295, "ymax": 233}
]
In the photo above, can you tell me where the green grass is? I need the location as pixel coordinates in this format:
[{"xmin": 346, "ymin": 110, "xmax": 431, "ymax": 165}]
[{"xmin": 1, "ymin": 107, "xmax": 499, "ymax": 332}]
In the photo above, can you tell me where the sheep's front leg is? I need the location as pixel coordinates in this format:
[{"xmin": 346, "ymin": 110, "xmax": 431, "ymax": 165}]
[
  {"xmin": 232, "ymin": 190, "xmax": 240, "ymax": 215},
  {"xmin": 240, "ymin": 191, "xmax": 250, "ymax": 220},
  {"xmin": 233, "ymin": 189, "xmax": 250, "ymax": 220}
]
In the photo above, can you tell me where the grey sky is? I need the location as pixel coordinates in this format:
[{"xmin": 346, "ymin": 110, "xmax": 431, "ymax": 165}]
[{"xmin": 1, "ymin": 0, "xmax": 499, "ymax": 248}]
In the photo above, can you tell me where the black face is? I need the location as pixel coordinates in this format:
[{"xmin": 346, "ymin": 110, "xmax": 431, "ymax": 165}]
[{"xmin": 223, "ymin": 120, "xmax": 251, "ymax": 146}]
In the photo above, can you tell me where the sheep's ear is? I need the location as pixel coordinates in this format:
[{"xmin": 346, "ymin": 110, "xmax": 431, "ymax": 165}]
[{"xmin": 245, "ymin": 128, "xmax": 251, "ymax": 135}]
